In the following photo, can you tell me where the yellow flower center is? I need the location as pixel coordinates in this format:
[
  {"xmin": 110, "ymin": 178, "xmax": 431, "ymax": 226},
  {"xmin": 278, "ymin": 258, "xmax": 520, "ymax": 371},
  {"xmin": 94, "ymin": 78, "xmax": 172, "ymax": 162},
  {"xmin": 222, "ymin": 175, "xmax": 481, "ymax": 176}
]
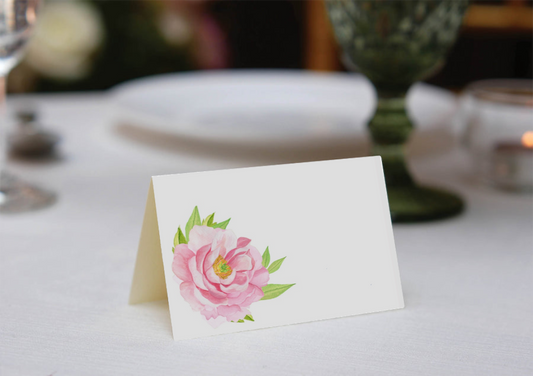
[{"xmin": 213, "ymin": 255, "xmax": 232, "ymax": 279}]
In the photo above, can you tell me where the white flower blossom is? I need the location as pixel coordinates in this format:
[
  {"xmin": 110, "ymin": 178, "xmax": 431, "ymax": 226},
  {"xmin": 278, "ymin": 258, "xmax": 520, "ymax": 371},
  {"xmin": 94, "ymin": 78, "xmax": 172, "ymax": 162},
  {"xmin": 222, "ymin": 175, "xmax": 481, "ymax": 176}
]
[{"xmin": 25, "ymin": 0, "xmax": 104, "ymax": 80}]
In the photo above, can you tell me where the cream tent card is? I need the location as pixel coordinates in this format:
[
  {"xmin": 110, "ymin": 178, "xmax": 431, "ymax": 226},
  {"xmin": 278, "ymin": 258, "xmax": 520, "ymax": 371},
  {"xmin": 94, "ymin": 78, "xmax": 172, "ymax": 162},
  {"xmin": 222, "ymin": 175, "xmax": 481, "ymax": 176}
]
[{"xmin": 130, "ymin": 157, "xmax": 404, "ymax": 340}]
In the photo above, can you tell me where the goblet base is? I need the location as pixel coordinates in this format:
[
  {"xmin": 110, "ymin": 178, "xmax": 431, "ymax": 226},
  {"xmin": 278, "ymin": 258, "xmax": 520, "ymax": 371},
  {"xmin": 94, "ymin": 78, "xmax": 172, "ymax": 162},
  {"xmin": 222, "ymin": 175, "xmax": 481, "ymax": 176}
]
[
  {"xmin": 0, "ymin": 172, "xmax": 56, "ymax": 213},
  {"xmin": 387, "ymin": 185, "xmax": 464, "ymax": 223}
]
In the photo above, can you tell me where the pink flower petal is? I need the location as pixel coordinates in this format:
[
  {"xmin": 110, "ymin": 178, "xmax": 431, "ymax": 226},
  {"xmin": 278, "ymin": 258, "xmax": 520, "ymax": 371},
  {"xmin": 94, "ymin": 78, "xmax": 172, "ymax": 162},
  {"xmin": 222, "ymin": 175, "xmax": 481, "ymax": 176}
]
[
  {"xmin": 217, "ymin": 305, "xmax": 250, "ymax": 322},
  {"xmin": 200, "ymin": 306, "xmax": 218, "ymax": 320},
  {"xmin": 236, "ymin": 237, "xmax": 251, "ymax": 248},
  {"xmin": 202, "ymin": 233, "xmax": 238, "ymax": 274},
  {"xmin": 250, "ymin": 267, "xmax": 270, "ymax": 288},
  {"xmin": 192, "ymin": 285, "xmax": 216, "ymax": 308},
  {"xmin": 225, "ymin": 246, "xmax": 248, "ymax": 262},
  {"xmin": 248, "ymin": 245, "xmax": 263, "ymax": 270},
  {"xmin": 188, "ymin": 255, "xmax": 207, "ymax": 290},
  {"xmin": 172, "ymin": 245, "xmax": 194, "ymax": 282},
  {"xmin": 239, "ymin": 285, "xmax": 264, "ymax": 307},
  {"xmin": 207, "ymin": 315, "xmax": 227, "ymax": 328},
  {"xmin": 211, "ymin": 229, "xmax": 237, "ymax": 258},
  {"xmin": 227, "ymin": 284, "xmax": 255, "ymax": 306},
  {"xmin": 206, "ymin": 266, "xmax": 236, "ymax": 285},
  {"xmin": 233, "ymin": 272, "xmax": 248, "ymax": 286},
  {"xmin": 176, "ymin": 227, "xmax": 273, "ymax": 328},
  {"xmin": 201, "ymin": 274, "xmax": 226, "ymax": 299},
  {"xmin": 203, "ymin": 249, "xmax": 221, "ymax": 273},
  {"xmin": 220, "ymin": 272, "xmax": 248, "ymax": 293},
  {"xmin": 199, "ymin": 287, "xmax": 227, "ymax": 305},
  {"xmin": 188, "ymin": 226, "xmax": 217, "ymax": 252},
  {"xmin": 201, "ymin": 307, "xmax": 228, "ymax": 328},
  {"xmin": 228, "ymin": 254, "xmax": 253, "ymax": 272},
  {"xmin": 179, "ymin": 282, "xmax": 205, "ymax": 312},
  {"xmin": 195, "ymin": 244, "xmax": 211, "ymax": 274}
]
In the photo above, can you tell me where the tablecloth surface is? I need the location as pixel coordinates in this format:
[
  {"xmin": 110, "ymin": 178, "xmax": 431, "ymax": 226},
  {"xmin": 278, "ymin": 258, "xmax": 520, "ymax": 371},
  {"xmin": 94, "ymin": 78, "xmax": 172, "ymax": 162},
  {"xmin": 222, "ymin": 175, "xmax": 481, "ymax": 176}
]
[{"xmin": 1, "ymin": 92, "xmax": 531, "ymax": 376}]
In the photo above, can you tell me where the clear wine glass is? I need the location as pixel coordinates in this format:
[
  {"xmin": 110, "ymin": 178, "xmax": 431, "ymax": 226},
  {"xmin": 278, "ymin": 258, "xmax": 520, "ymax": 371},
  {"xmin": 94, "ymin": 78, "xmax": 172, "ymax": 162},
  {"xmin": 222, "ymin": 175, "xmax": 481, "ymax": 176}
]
[{"xmin": 0, "ymin": 0, "xmax": 55, "ymax": 213}]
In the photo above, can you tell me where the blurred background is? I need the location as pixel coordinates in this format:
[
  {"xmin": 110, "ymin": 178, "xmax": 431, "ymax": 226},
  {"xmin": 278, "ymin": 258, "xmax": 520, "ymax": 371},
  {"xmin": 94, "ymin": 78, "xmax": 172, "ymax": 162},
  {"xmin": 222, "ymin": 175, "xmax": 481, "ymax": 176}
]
[{"xmin": 7, "ymin": 0, "xmax": 533, "ymax": 94}]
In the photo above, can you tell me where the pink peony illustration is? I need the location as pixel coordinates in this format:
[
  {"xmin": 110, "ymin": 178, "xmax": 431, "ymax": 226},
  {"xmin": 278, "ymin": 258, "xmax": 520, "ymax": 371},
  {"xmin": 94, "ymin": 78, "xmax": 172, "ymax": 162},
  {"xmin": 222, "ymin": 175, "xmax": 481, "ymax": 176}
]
[
  {"xmin": 173, "ymin": 225, "xmax": 270, "ymax": 328},
  {"xmin": 172, "ymin": 207, "xmax": 294, "ymax": 328}
]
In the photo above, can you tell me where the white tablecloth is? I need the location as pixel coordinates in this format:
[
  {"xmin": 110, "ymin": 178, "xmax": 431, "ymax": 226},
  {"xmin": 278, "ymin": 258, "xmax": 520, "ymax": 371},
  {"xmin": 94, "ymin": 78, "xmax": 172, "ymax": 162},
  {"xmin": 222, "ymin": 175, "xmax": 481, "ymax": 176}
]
[{"xmin": 1, "ymin": 93, "xmax": 532, "ymax": 376}]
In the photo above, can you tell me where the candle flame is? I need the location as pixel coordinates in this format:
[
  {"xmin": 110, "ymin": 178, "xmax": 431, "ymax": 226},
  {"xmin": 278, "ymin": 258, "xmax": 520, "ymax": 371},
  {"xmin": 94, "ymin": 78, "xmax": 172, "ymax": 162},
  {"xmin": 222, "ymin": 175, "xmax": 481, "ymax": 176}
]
[{"xmin": 522, "ymin": 131, "xmax": 533, "ymax": 148}]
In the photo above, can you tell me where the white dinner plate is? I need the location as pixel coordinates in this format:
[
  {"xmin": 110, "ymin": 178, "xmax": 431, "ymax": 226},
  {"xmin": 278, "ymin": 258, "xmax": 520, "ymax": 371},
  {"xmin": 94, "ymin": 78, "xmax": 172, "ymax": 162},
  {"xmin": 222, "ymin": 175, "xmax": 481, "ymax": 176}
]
[{"xmin": 111, "ymin": 70, "xmax": 458, "ymax": 148}]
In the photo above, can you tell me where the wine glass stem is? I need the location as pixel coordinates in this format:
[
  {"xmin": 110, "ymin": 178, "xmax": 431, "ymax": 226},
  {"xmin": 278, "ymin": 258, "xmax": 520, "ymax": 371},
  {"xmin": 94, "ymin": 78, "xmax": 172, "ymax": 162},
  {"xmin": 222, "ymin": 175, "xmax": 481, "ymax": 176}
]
[
  {"xmin": 0, "ymin": 75, "xmax": 6, "ymax": 177},
  {"xmin": 368, "ymin": 91, "xmax": 415, "ymax": 187}
]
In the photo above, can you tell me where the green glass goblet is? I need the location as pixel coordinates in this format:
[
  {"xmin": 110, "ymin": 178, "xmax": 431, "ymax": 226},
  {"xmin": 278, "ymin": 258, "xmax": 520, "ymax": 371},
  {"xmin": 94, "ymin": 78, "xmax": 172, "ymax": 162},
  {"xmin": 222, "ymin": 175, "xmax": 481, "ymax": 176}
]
[{"xmin": 326, "ymin": 0, "xmax": 469, "ymax": 222}]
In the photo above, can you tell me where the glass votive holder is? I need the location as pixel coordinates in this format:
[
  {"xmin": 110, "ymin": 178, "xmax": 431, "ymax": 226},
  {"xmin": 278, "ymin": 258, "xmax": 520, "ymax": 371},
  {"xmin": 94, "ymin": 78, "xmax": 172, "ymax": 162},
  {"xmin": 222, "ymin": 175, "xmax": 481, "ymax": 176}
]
[{"xmin": 462, "ymin": 79, "xmax": 533, "ymax": 193}]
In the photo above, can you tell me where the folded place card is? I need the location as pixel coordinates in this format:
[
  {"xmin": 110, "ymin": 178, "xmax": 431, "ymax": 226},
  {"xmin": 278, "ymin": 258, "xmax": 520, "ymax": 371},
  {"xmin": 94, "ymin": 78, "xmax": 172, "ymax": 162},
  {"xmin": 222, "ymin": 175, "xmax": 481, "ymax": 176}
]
[{"xmin": 130, "ymin": 156, "xmax": 404, "ymax": 340}]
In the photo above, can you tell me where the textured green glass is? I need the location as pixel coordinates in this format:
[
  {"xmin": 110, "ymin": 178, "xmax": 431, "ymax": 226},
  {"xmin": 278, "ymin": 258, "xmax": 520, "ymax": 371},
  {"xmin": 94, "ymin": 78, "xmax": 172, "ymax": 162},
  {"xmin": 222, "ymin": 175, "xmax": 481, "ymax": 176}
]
[{"xmin": 326, "ymin": 0, "xmax": 468, "ymax": 222}]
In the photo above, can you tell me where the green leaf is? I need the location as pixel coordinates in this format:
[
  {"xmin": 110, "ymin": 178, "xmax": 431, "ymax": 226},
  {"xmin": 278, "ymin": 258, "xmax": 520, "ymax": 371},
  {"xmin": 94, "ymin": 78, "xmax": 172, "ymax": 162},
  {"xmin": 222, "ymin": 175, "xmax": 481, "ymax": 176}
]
[
  {"xmin": 202, "ymin": 213, "xmax": 215, "ymax": 226},
  {"xmin": 173, "ymin": 230, "xmax": 179, "ymax": 247},
  {"xmin": 232, "ymin": 315, "xmax": 254, "ymax": 323},
  {"xmin": 260, "ymin": 283, "xmax": 295, "ymax": 301},
  {"xmin": 262, "ymin": 247, "xmax": 270, "ymax": 268},
  {"xmin": 185, "ymin": 206, "xmax": 201, "ymax": 241},
  {"xmin": 212, "ymin": 218, "xmax": 230, "ymax": 229},
  {"xmin": 178, "ymin": 227, "xmax": 187, "ymax": 244},
  {"xmin": 267, "ymin": 257, "xmax": 286, "ymax": 274},
  {"xmin": 173, "ymin": 226, "xmax": 187, "ymax": 247}
]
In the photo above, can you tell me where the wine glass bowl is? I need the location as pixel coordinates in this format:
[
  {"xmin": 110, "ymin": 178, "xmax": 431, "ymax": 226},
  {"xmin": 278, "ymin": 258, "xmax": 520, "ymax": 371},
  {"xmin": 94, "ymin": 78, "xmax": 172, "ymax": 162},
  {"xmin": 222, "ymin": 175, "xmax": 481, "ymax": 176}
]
[
  {"xmin": 0, "ymin": 0, "xmax": 38, "ymax": 75},
  {"xmin": 328, "ymin": 1, "xmax": 467, "ymax": 94},
  {"xmin": 326, "ymin": 0, "xmax": 469, "ymax": 222},
  {"xmin": 0, "ymin": 0, "xmax": 55, "ymax": 213}
]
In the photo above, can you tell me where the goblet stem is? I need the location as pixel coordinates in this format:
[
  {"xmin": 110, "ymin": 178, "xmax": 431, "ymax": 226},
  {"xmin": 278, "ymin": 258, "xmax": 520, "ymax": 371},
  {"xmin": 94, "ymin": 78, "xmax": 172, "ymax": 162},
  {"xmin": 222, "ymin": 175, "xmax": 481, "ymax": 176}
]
[
  {"xmin": 368, "ymin": 92, "xmax": 414, "ymax": 187},
  {"xmin": 0, "ymin": 73, "xmax": 55, "ymax": 213},
  {"xmin": 368, "ymin": 89, "xmax": 464, "ymax": 222}
]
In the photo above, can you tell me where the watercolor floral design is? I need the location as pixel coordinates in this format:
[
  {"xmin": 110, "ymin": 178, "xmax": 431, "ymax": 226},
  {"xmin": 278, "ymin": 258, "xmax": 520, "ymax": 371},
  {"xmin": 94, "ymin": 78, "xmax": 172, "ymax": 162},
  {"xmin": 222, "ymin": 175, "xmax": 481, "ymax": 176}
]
[{"xmin": 172, "ymin": 206, "xmax": 295, "ymax": 328}]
